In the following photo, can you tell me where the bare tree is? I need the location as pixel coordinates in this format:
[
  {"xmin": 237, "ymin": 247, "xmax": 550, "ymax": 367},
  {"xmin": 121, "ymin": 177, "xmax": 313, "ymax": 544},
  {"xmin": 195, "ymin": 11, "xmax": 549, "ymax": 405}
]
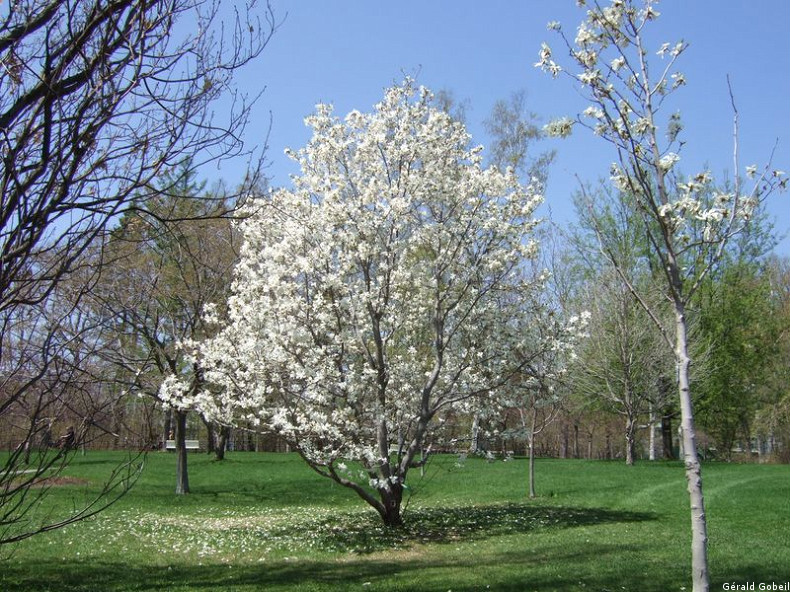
[
  {"xmin": 572, "ymin": 270, "xmax": 669, "ymax": 465},
  {"xmin": 484, "ymin": 90, "xmax": 555, "ymax": 185},
  {"xmin": 507, "ymin": 229, "xmax": 589, "ymax": 497},
  {"xmin": 0, "ymin": 0, "xmax": 278, "ymax": 544},
  {"xmin": 89, "ymin": 163, "xmax": 242, "ymax": 494}
]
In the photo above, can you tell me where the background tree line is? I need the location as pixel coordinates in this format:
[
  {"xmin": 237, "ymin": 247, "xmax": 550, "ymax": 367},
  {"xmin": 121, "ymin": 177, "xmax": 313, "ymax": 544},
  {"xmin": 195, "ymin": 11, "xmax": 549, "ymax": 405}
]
[{"xmin": 2, "ymin": 7, "xmax": 787, "ymax": 589}]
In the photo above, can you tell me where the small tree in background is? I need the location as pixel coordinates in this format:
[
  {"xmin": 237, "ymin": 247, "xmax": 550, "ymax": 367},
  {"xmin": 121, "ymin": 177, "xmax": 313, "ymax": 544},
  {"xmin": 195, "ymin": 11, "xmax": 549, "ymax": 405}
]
[
  {"xmin": 92, "ymin": 161, "xmax": 240, "ymax": 494},
  {"xmin": 535, "ymin": 1, "xmax": 787, "ymax": 589},
  {"xmin": 502, "ymin": 230, "xmax": 589, "ymax": 496}
]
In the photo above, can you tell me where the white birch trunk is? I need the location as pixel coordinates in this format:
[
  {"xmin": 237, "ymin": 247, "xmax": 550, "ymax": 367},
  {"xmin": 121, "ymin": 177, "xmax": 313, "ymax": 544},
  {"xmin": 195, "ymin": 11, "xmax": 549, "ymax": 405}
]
[
  {"xmin": 470, "ymin": 413, "xmax": 480, "ymax": 454},
  {"xmin": 675, "ymin": 306, "xmax": 709, "ymax": 592},
  {"xmin": 528, "ymin": 407, "xmax": 537, "ymax": 498}
]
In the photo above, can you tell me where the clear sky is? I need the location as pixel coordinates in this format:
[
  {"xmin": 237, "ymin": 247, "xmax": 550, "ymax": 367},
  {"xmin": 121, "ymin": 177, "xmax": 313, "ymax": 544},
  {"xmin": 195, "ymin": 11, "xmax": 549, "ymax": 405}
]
[{"xmin": 216, "ymin": 0, "xmax": 790, "ymax": 255}]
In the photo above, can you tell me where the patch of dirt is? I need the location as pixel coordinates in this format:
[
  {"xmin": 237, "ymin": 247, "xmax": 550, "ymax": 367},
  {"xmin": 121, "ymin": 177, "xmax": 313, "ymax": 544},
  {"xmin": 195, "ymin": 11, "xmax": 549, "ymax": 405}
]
[{"xmin": 29, "ymin": 476, "xmax": 90, "ymax": 489}]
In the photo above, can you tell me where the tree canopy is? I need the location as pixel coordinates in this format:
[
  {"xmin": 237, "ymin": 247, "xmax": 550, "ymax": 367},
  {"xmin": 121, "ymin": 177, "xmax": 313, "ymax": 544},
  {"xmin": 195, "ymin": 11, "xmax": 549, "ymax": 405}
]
[{"xmin": 180, "ymin": 80, "xmax": 562, "ymax": 526}]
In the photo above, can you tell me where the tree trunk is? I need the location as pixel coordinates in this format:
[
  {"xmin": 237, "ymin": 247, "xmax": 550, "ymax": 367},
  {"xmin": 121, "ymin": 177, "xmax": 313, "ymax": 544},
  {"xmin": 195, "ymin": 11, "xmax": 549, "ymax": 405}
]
[
  {"xmin": 377, "ymin": 482, "xmax": 404, "ymax": 527},
  {"xmin": 649, "ymin": 405, "xmax": 657, "ymax": 461},
  {"xmin": 573, "ymin": 423, "xmax": 580, "ymax": 459},
  {"xmin": 605, "ymin": 428, "xmax": 613, "ymax": 459},
  {"xmin": 625, "ymin": 415, "xmax": 636, "ymax": 466},
  {"xmin": 469, "ymin": 413, "xmax": 480, "ymax": 454},
  {"xmin": 205, "ymin": 420, "xmax": 216, "ymax": 454},
  {"xmin": 559, "ymin": 422, "xmax": 569, "ymax": 459},
  {"xmin": 528, "ymin": 407, "xmax": 537, "ymax": 498},
  {"xmin": 163, "ymin": 409, "xmax": 173, "ymax": 452},
  {"xmin": 215, "ymin": 426, "xmax": 231, "ymax": 461},
  {"xmin": 174, "ymin": 410, "xmax": 190, "ymax": 495},
  {"xmin": 662, "ymin": 414, "xmax": 675, "ymax": 459},
  {"xmin": 675, "ymin": 306, "xmax": 709, "ymax": 592}
]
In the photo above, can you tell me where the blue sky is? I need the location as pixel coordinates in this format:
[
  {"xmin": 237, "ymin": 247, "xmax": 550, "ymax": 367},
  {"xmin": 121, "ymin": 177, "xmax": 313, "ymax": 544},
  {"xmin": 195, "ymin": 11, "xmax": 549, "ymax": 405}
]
[{"xmin": 216, "ymin": 0, "xmax": 790, "ymax": 254}]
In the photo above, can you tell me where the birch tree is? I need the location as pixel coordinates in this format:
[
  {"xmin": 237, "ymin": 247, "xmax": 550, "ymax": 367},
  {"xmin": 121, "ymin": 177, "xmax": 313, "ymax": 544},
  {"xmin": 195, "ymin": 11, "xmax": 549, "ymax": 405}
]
[
  {"xmin": 535, "ymin": 1, "xmax": 787, "ymax": 589},
  {"xmin": 187, "ymin": 80, "xmax": 549, "ymax": 527}
]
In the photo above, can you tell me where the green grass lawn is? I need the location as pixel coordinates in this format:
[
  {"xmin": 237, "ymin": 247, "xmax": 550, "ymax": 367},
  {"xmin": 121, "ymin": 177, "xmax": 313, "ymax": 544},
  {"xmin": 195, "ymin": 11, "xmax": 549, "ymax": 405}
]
[{"xmin": 1, "ymin": 452, "xmax": 788, "ymax": 591}]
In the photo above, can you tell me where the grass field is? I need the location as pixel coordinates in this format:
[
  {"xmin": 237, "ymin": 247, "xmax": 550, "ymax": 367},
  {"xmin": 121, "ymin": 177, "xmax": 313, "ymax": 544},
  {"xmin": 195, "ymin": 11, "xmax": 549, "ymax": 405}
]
[{"xmin": 1, "ymin": 452, "xmax": 788, "ymax": 591}]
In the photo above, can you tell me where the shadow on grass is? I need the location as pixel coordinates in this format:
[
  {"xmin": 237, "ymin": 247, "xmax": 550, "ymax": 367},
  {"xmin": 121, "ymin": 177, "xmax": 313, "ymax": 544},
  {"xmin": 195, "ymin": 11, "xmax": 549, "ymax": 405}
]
[
  {"xmin": 3, "ymin": 550, "xmax": 787, "ymax": 592},
  {"xmin": 282, "ymin": 503, "xmax": 656, "ymax": 553}
]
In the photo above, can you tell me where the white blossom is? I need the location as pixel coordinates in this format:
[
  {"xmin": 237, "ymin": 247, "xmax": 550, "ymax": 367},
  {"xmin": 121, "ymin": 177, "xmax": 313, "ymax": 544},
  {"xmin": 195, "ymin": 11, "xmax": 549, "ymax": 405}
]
[
  {"xmin": 610, "ymin": 56, "xmax": 626, "ymax": 71},
  {"xmin": 535, "ymin": 42, "xmax": 562, "ymax": 77},
  {"xmin": 658, "ymin": 152, "xmax": 680, "ymax": 172},
  {"xmin": 544, "ymin": 117, "xmax": 574, "ymax": 138},
  {"xmin": 583, "ymin": 106, "xmax": 604, "ymax": 119}
]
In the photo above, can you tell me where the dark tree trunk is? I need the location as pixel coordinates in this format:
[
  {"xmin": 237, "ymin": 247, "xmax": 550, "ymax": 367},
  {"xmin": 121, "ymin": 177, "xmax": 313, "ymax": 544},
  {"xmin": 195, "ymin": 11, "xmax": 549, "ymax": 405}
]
[
  {"xmin": 202, "ymin": 416, "xmax": 216, "ymax": 454},
  {"xmin": 662, "ymin": 414, "xmax": 676, "ymax": 460},
  {"xmin": 625, "ymin": 432, "xmax": 635, "ymax": 465},
  {"xmin": 605, "ymin": 428, "xmax": 613, "ymax": 459},
  {"xmin": 559, "ymin": 422, "xmax": 569, "ymax": 459},
  {"xmin": 215, "ymin": 426, "xmax": 231, "ymax": 461},
  {"xmin": 377, "ymin": 484, "xmax": 404, "ymax": 527},
  {"xmin": 174, "ymin": 410, "xmax": 190, "ymax": 495},
  {"xmin": 625, "ymin": 415, "xmax": 636, "ymax": 466}
]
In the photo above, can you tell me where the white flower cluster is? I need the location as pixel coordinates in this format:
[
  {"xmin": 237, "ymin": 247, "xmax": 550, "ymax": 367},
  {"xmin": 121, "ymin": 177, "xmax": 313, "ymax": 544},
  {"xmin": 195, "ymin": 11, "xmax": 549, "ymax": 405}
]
[
  {"xmin": 543, "ymin": 117, "xmax": 575, "ymax": 138},
  {"xmin": 534, "ymin": 42, "xmax": 562, "ymax": 78}
]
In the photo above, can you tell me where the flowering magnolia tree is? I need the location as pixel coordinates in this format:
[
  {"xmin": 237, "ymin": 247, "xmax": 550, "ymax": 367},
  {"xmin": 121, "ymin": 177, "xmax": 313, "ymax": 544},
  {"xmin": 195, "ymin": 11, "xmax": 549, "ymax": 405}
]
[
  {"xmin": 182, "ymin": 80, "xmax": 546, "ymax": 526},
  {"xmin": 535, "ymin": 1, "xmax": 787, "ymax": 590}
]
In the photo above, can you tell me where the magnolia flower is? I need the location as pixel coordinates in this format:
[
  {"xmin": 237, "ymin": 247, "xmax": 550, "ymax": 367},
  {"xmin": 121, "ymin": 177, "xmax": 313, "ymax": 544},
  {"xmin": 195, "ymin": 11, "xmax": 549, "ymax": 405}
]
[
  {"xmin": 671, "ymin": 72, "xmax": 686, "ymax": 88},
  {"xmin": 642, "ymin": 3, "xmax": 661, "ymax": 20},
  {"xmin": 578, "ymin": 69, "xmax": 602, "ymax": 85},
  {"xmin": 632, "ymin": 117, "xmax": 653, "ymax": 136},
  {"xmin": 610, "ymin": 56, "xmax": 626, "ymax": 71},
  {"xmin": 535, "ymin": 42, "xmax": 562, "ymax": 77},
  {"xmin": 658, "ymin": 152, "xmax": 680, "ymax": 172},
  {"xmin": 544, "ymin": 117, "xmax": 574, "ymax": 138},
  {"xmin": 575, "ymin": 22, "xmax": 596, "ymax": 46},
  {"xmin": 610, "ymin": 163, "xmax": 630, "ymax": 192},
  {"xmin": 657, "ymin": 203, "xmax": 674, "ymax": 219},
  {"xmin": 576, "ymin": 49, "xmax": 599, "ymax": 68},
  {"xmin": 583, "ymin": 106, "xmax": 604, "ymax": 119}
]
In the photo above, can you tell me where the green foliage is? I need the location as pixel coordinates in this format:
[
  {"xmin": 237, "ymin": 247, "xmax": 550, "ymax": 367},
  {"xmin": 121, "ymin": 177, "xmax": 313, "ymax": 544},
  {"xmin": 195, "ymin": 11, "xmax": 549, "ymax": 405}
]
[
  {"xmin": 696, "ymin": 261, "xmax": 785, "ymax": 455},
  {"xmin": 1, "ymin": 452, "xmax": 787, "ymax": 591}
]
